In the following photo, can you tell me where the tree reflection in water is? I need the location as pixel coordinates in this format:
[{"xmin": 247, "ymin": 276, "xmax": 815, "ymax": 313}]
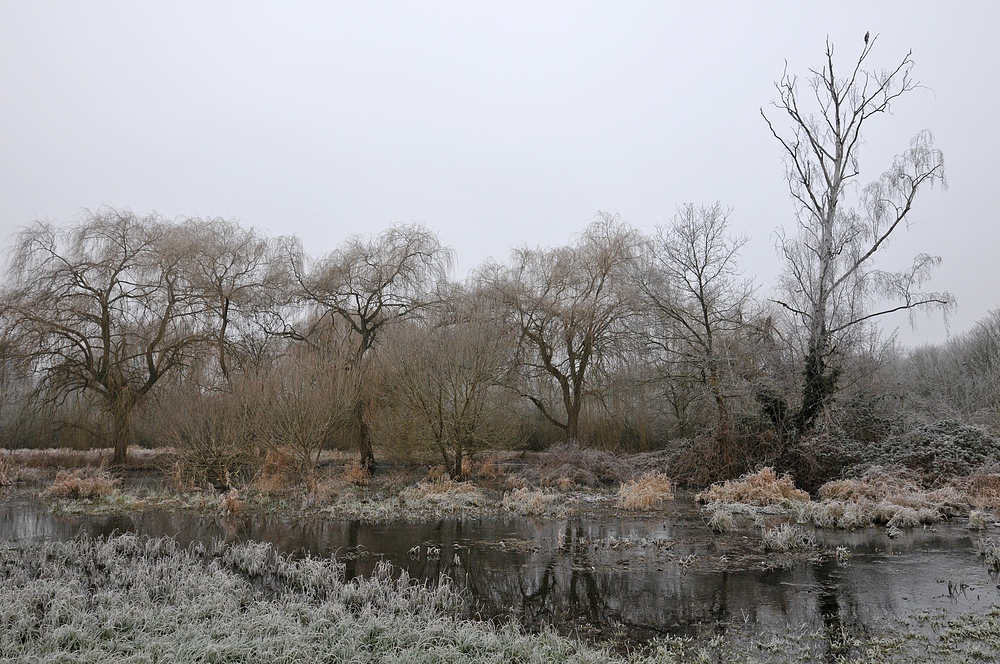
[{"xmin": 1, "ymin": 499, "xmax": 997, "ymax": 646}]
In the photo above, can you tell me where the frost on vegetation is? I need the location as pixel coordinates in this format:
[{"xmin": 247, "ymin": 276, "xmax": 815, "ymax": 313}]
[
  {"xmin": 761, "ymin": 523, "xmax": 816, "ymax": 552},
  {"xmin": 40, "ymin": 468, "xmax": 121, "ymax": 500},
  {"xmin": 617, "ymin": 472, "xmax": 674, "ymax": 510},
  {"xmin": 968, "ymin": 510, "xmax": 988, "ymax": 530},
  {"xmin": 696, "ymin": 467, "xmax": 809, "ymax": 506},
  {"xmin": 502, "ymin": 487, "xmax": 565, "ymax": 516},
  {"xmin": 0, "ymin": 534, "xmax": 625, "ymax": 663},
  {"xmin": 706, "ymin": 504, "xmax": 737, "ymax": 533},
  {"xmin": 854, "ymin": 420, "xmax": 1000, "ymax": 483},
  {"xmin": 978, "ymin": 537, "xmax": 1000, "ymax": 575},
  {"xmin": 399, "ymin": 478, "xmax": 488, "ymax": 512}
]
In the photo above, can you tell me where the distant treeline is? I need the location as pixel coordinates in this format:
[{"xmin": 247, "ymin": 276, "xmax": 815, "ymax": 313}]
[{"xmin": 2, "ymin": 39, "xmax": 989, "ymax": 487}]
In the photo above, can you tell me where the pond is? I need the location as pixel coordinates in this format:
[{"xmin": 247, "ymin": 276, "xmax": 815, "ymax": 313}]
[{"xmin": 1, "ymin": 496, "xmax": 997, "ymax": 645}]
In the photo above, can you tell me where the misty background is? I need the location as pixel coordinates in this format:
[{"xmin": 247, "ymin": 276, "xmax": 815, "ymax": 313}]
[{"xmin": 2, "ymin": 1, "xmax": 997, "ymax": 346}]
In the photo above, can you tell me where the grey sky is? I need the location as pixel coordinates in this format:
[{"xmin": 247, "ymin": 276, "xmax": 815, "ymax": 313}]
[{"xmin": 1, "ymin": 1, "xmax": 997, "ymax": 346}]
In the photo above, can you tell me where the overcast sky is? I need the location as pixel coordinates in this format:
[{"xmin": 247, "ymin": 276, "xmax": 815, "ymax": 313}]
[{"xmin": 2, "ymin": 1, "xmax": 997, "ymax": 346}]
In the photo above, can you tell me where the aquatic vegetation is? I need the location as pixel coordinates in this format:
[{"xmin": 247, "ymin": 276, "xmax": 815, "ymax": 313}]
[
  {"xmin": 706, "ymin": 504, "xmax": 737, "ymax": 533},
  {"xmin": 967, "ymin": 510, "xmax": 988, "ymax": 530},
  {"xmin": 617, "ymin": 472, "xmax": 674, "ymax": 510},
  {"xmin": 40, "ymin": 468, "xmax": 121, "ymax": 499},
  {"xmin": 696, "ymin": 467, "xmax": 809, "ymax": 506},
  {"xmin": 0, "ymin": 534, "xmax": 622, "ymax": 663},
  {"xmin": 400, "ymin": 477, "xmax": 488, "ymax": 510},
  {"xmin": 978, "ymin": 537, "xmax": 1000, "ymax": 574},
  {"xmin": 502, "ymin": 487, "xmax": 565, "ymax": 516},
  {"xmin": 761, "ymin": 523, "xmax": 815, "ymax": 551},
  {"xmin": 0, "ymin": 452, "xmax": 15, "ymax": 487}
]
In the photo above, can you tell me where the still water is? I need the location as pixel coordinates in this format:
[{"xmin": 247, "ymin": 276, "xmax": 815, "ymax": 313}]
[{"xmin": 1, "ymin": 497, "xmax": 997, "ymax": 643}]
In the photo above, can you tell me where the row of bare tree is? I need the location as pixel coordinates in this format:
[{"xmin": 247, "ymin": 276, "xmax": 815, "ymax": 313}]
[{"xmin": 0, "ymin": 38, "xmax": 970, "ymax": 480}]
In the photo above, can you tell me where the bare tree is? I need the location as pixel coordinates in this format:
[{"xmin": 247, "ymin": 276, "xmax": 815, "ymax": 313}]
[
  {"xmin": 1, "ymin": 208, "xmax": 206, "ymax": 464},
  {"xmin": 287, "ymin": 224, "xmax": 453, "ymax": 467},
  {"xmin": 638, "ymin": 203, "xmax": 755, "ymax": 456},
  {"xmin": 380, "ymin": 285, "xmax": 519, "ymax": 477},
  {"xmin": 489, "ymin": 214, "xmax": 640, "ymax": 442},
  {"xmin": 248, "ymin": 345, "xmax": 357, "ymax": 491},
  {"xmin": 763, "ymin": 37, "xmax": 953, "ymax": 432},
  {"xmin": 180, "ymin": 217, "xmax": 283, "ymax": 386}
]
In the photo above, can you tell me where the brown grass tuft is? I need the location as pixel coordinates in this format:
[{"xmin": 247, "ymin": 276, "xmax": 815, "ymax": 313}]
[
  {"xmin": 343, "ymin": 461, "xmax": 371, "ymax": 486},
  {"xmin": 617, "ymin": 473, "xmax": 675, "ymax": 510},
  {"xmin": 0, "ymin": 453, "xmax": 15, "ymax": 487},
  {"xmin": 960, "ymin": 470, "xmax": 1000, "ymax": 511},
  {"xmin": 219, "ymin": 487, "xmax": 244, "ymax": 516},
  {"xmin": 818, "ymin": 466, "xmax": 922, "ymax": 502},
  {"xmin": 426, "ymin": 464, "xmax": 449, "ymax": 482},
  {"xmin": 40, "ymin": 469, "xmax": 120, "ymax": 499},
  {"xmin": 696, "ymin": 467, "xmax": 809, "ymax": 506}
]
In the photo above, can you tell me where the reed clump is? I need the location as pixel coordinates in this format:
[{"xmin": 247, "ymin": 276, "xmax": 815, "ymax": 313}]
[
  {"xmin": 502, "ymin": 487, "xmax": 564, "ymax": 516},
  {"xmin": 40, "ymin": 468, "xmax": 120, "ymax": 500},
  {"xmin": 761, "ymin": 523, "xmax": 816, "ymax": 551},
  {"xmin": 399, "ymin": 477, "xmax": 488, "ymax": 512},
  {"xmin": 696, "ymin": 467, "xmax": 809, "ymax": 506},
  {"xmin": 617, "ymin": 472, "xmax": 674, "ymax": 510}
]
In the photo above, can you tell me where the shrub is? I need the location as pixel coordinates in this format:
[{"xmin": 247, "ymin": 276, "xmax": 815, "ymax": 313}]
[
  {"xmin": 617, "ymin": 473, "xmax": 674, "ymax": 510},
  {"xmin": 40, "ymin": 469, "xmax": 120, "ymax": 499},
  {"xmin": 854, "ymin": 420, "xmax": 1000, "ymax": 483},
  {"xmin": 696, "ymin": 467, "xmax": 809, "ymax": 506}
]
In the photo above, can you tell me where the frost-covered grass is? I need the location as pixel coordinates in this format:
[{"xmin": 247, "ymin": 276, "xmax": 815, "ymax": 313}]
[
  {"xmin": 4, "ymin": 532, "xmax": 1000, "ymax": 662},
  {"xmin": 0, "ymin": 534, "xmax": 620, "ymax": 664},
  {"xmin": 617, "ymin": 473, "xmax": 674, "ymax": 510},
  {"xmin": 41, "ymin": 468, "xmax": 121, "ymax": 499},
  {"xmin": 502, "ymin": 487, "xmax": 569, "ymax": 516},
  {"xmin": 695, "ymin": 468, "xmax": 809, "ymax": 506},
  {"xmin": 761, "ymin": 523, "xmax": 816, "ymax": 551}
]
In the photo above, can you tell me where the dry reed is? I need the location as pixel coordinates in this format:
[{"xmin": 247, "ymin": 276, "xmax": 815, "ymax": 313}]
[
  {"xmin": 696, "ymin": 467, "xmax": 809, "ymax": 506},
  {"xmin": 617, "ymin": 473, "xmax": 675, "ymax": 510},
  {"xmin": 40, "ymin": 469, "xmax": 120, "ymax": 499}
]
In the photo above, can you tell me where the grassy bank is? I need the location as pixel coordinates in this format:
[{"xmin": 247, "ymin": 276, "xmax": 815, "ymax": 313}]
[{"xmin": 1, "ymin": 534, "xmax": 999, "ymax": 663}]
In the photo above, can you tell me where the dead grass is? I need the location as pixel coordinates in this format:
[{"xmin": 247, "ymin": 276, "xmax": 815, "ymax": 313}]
[
  {"xmin": 793, "ymin": 466, "xmax": 966, "ymax": 532},
  {"xmin": 818, "ymin": 466, "xmax": 923, "ymax": 502},
  {"xmin": 696, "ymin": 467, "xmax": 809, "ymax": 506},
  {"xmin": 617, "ymin": 472, "xmax": 674, "ymax": 510},
  {"xmin": 398, "ymin": 477, "xmax": 488, "ymax": 512},
  {"xmin": 958, "ymin": 468, "xmax": 1000, "ymax": 511},
  {"xmin": 5, "ymin": 446, "xmax": 170, "ymax": 470},
  {"xmin": 501, "ymin": 487, "xmax": 562, "ymax": 516},
  {"xmin": 219, "ymin": 487, "xmax": 244, "ymax": 516},
  {"xmin": 40, "ymin": 469, "xmax": 121, "ymax": 499},
  {"xmin": 762, "ymin": 523, "xmax": 816, "ymax": 551},
  {"xmin": 343, "ymin": 461, "xmax": 371, "ymax": 486},
  {"xmin": 0, "ymin": 453, "xmax": 14, "ymax": 487}
]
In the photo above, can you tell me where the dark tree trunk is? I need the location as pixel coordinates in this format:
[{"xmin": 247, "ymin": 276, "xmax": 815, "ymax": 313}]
[{"xmin": 353, "ymin": 399, "xmax": 375, "ymax": 469}]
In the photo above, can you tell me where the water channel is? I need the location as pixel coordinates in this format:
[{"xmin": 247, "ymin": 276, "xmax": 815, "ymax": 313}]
[{"xmin": 1, "ymin": 497, "xmax": 997, "ymax": 645}]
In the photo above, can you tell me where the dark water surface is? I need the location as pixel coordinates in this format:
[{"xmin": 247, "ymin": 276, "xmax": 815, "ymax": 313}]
[{"xmin": 2, "ymin": 497, "xmax": 997, "ymax": 644}]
